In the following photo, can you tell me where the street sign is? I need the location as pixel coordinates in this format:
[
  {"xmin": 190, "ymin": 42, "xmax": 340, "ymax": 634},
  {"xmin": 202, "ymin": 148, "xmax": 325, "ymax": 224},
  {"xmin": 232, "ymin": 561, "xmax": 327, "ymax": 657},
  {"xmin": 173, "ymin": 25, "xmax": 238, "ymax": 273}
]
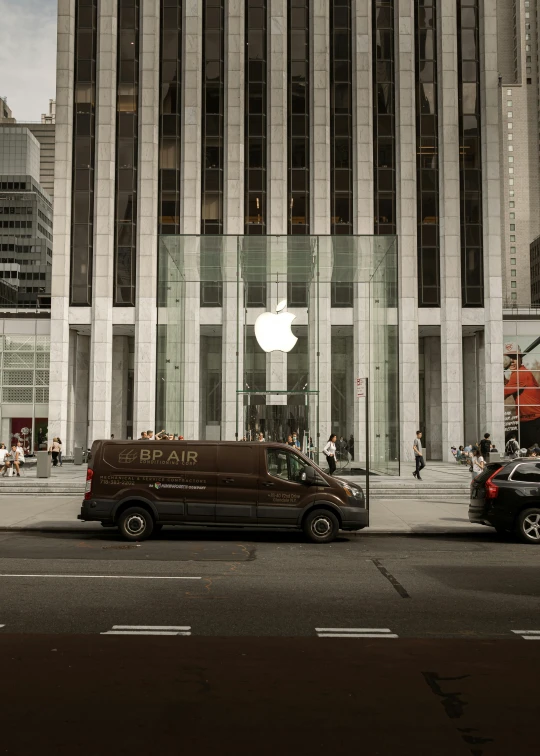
[{"xmin": 356, "ymin": 378, "xmax": 366, "ymax": 398}]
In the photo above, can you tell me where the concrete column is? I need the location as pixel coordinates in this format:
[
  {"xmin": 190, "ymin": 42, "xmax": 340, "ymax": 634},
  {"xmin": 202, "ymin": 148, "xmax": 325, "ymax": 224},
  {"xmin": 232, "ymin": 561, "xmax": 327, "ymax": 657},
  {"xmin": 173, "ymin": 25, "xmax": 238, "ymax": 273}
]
[
  {"xmin": 266, "ymin": 238, "xmax": 288, "ymax": 409},
  {"xmin": 180, "ymin": 0, "xmax": 203, "ymax": 438},
  {"xmin": 438, "ymin": 0, "xmax": 463, "ymax": 460},
  {"xmin": 480, "ymin": 0, "xmax": 504, "ymax": 444},
  {"xmin": 310, "ymin": 3, "xmax": 331, "ymax": 445},
  {"xmin": 133, "ymin": 0, "xmax": 159, "ymax": 437},
  {"xmin": 396, "ymin": 0, "xmax": 420, "ymax": 462},
  {"xmin": 268, "ymin": 0, "xmax": 287, "ymax": 234},
  {"xmin": 111, "ymin": 335, "xmax": 129, "ymax": 439},
  {"xmin": 73, "ymin": 333, "xmax": 90, "ymax": 451},
  {"xmin": 49, "ymin": 0, "xmax": 75, "ymax": 444},
  {"xmin": 353, "ymin": 0, "xmax": 373, "ymax": 466},
  {"xmin": 222, "ymin": 0, "xmax": 244, "ymax": 440},
  {"xmin": 463, "ymin": 333, "xmax": 481, "ymax": 445},
  {"xmin": 88, "ymin": 3, "xmax": 117, "ymax": 443},
  {"xmin": 423, "ymin": 335, "xmax": 443, "ymax": 459}
]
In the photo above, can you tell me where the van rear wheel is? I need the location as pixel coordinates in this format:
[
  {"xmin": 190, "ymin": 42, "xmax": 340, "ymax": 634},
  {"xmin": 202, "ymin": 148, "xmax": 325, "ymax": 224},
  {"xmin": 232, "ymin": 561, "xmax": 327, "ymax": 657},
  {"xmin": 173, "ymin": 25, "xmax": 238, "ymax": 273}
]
[
  {"xmin": 118, "ymin": 507, "xmax": 154, "ymax": 541},
  {"xmin": 303, "ymin": 509, "xmax": 339, "ymax": 544}
]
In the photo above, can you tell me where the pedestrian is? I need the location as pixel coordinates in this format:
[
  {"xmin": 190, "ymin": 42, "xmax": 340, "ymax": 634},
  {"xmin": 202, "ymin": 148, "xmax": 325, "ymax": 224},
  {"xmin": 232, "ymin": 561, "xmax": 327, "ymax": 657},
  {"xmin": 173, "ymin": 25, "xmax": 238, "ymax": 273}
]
[
  {"xmin": 323, "ymin": 434, "xmax": 337, "ymax": 476},
  {"xmin": 412, "ymin": 430, "xmax": 425, "ymax": 481},
  {"xmin": 258, "ymin": 432, "xmax": 265, "ymax": 442},
  {"xmin": 479, "ymin": 433, "xmax": 492, "ymax": 464},
  {"xmin": 147, "ymin": 430, "xmax": 154, "ymax": 441},
  {"xmin": 138, "ymin": 431, "xmax": 148, "ymax": 440},
  {"xmin": 56, "ymin": 437, "xmax": 63, "ymax": 467},
  {"xmin": 0, "ymin": 443, "xmax": 9, "ymax": 476},
  {"xmin": 292, "ymin": 432, "xmax": 300, "ymax": 449},
  {"xmin": 470, "ymin": 446, "xmax": 485, "ymax": 480},
  {"xmin": 9, "ymin": 444, "xmax": 21, "ymax": 476},
  {"xmin": 49, "ymin": 437, "xmax": 61, "ymax": 467},
  {"xmin": 16, "ymin": 440, "xmax": 25, "ymax": 471},
  {"xmin": 110, "ymin": 434, "xmax": 115, "ymax": 440},
  {"xmin": 286, "ymin": 434, "xmax": 295, "ymax": 447},
  {"xmin": 505, "ymin": 434, "xmax": 519, "ymax": 458},
  {"xmin": 349, "ymin": 434, "xmax": 354, "ymax": 460}
]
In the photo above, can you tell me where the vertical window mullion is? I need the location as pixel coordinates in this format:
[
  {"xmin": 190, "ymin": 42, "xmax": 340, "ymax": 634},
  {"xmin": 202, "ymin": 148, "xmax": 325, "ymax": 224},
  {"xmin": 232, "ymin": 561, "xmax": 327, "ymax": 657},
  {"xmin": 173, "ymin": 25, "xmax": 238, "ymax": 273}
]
[
  {"xmin": 114, "ymin": 0, "xmax": 139, "ymax": 307},
  {"xmin": 70, "ymin": 0, "xmax": 98, "ymax": 306},
  {"xmin": 415, "ymin": 0, "xmax": 440, "ymax": 307}
]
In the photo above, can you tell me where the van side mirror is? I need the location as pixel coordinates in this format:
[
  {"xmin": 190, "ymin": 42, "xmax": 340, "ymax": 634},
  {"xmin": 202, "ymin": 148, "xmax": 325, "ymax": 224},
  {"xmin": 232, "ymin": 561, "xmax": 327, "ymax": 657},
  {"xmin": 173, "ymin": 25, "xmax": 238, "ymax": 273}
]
[{"xmin": 301, "ymin": 467, "xmax": 316, "ymax": 485}]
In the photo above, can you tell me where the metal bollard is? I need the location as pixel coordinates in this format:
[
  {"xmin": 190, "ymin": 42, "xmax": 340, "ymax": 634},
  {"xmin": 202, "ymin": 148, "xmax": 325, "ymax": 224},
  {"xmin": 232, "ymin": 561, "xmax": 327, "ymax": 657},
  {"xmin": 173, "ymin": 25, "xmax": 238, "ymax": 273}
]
[{"xmin": 74, "ymin": 447, "xmax": 83, "ymax": 465}]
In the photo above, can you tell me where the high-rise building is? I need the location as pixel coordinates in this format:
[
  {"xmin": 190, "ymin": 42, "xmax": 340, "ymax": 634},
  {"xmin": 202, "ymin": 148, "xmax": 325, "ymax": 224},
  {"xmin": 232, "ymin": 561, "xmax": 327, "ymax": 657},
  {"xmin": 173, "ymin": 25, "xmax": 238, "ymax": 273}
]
[
  {"xmin": 0, "ymin": 97, "xmax": 15, "ymax": 123},
  {"xmin": 49, "ymin": 0, "xmax": 505, "ymax": 463}
]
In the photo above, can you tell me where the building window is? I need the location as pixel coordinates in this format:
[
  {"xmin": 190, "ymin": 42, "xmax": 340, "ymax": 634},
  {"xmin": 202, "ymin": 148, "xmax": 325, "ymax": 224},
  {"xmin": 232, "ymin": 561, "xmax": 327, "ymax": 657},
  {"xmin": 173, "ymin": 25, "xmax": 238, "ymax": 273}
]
[
  {"xmin": 244, "ymin": 0, "xmax": 267, "ymax": 235},
  {"xmin": 511, "ymin": 281, "xmax": 517, "ymax": 288},
  {"xmin": 415, "ymin": 0, "xmax": 439, "ymax": 306},
  {"xmin": 114, "ymin": 0, "xmax": 139, "ymax": 307},
  {"xmin": 511, "ymin": 269, "xmax": 516, "ymax": 276},
  {"xmin": 70, "ymin": 0, "xmax": 98, "ymax": 306},
  {"xmin": 288, "ymin": 0, "xmax": 310, "ymax": 235},
  {"xmin": 330, "ymin": 0, "xmax": 353, "ymax": 236},
  {"xmin": 373, "ymin": 0, "xmax": 395, "ymax": 236},
  {"xmin": 159, "ymin": 0, "xmax": 182, "ymax": 235},
  {"xmin": 201, "ymin": 0, "xmax": 224, "ymax": 234},
  {"xmin": 457, "ymin": 0, "xmax": 483, "ymax": 307},
  {"xmin": 510, "ymin": 258, "xmax": 516, "ymax": 264}
]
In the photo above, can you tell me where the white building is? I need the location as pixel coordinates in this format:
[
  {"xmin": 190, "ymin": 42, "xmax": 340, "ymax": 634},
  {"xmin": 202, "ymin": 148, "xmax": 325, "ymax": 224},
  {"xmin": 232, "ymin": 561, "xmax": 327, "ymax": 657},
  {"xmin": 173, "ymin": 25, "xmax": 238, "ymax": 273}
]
[{"xmin": 48, "ymin": 0, "xmax": 504, "ymax": 468}]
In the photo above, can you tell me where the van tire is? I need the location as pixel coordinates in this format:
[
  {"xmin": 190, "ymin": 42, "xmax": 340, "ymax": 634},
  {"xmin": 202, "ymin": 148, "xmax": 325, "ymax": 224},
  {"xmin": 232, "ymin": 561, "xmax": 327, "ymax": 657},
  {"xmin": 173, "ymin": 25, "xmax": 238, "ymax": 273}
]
[
  {"xmin": 118, "ymin": 507, "xmax": 154, "ymax": 541},
  {"xmin": 303, "ymin": 509, "xmax": 339, "ymax": 544}
]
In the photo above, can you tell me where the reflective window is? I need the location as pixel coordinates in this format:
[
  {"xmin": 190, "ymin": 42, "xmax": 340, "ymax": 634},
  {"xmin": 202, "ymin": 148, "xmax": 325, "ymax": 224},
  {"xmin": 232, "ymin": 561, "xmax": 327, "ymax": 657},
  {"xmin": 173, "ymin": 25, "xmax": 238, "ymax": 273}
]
[
  {"xmin": 288, "ymin": 0, "xmax": 310, "ymax": 234},
  {"xmin": 70, "ymin": 0, "xmax": 97, "ymax": 305},
  {"xmin": 114, "ymin": 0, "xmax": 139, "ymax": 306},
  {"xmin": 159, "ymin": 1, "xmax": 182, "ymax": 235},
  {"xmin": 331, "ymin": 0, "xmax": 353, "ymax": 235},
  {"xmin": 245, "ymin": 0, "xmax": 267, "ymax": 235},
  {"xmin": 457, "ymin": 0, "xmax": 483, "ymax": 306},
  {"xmin": 373, "ymin": 0, "xmax": 395, "ymax": 236},
  {"xmin": 201, "ymin": 0, "xmax": 224, "ymax": 234},
  {"xmin": 415, "ymin": 0, "xmax": 440, "ymax": 306}
]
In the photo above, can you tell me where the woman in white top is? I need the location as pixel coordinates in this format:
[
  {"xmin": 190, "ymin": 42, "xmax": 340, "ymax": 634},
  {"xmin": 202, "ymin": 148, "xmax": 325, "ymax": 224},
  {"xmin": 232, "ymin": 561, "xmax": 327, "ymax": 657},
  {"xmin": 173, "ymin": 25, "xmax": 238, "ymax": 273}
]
[
  {"xmin": 0, "ymin": 443, "xmax": 9, "ymax": 476},
  {"xmin": 470, "ymin": 446, "xmax": 485, "ymax": 480},
  {"xmin": 323, "ymin": 434, "xmax": 337, "ymax": 476}
]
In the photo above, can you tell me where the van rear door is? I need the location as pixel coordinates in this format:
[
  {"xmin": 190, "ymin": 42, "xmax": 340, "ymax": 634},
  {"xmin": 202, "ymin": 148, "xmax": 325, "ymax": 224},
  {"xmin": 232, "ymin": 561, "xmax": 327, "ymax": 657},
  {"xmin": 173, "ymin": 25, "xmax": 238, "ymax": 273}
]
[
  {"xmin": 216, "ymin": 445, "xmax": 258, "ymax": 523},
  {"xmin": 257, "ymin": 447, "xmax": 310, "ymax": 524}
]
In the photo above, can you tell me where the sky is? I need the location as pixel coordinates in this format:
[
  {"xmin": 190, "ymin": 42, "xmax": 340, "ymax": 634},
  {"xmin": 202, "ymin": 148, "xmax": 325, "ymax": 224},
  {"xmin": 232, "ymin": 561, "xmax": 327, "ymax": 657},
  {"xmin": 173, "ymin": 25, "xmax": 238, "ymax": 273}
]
[{"xmin": 0, "ymin": 0, "xmax": 57, "ymax": 122}]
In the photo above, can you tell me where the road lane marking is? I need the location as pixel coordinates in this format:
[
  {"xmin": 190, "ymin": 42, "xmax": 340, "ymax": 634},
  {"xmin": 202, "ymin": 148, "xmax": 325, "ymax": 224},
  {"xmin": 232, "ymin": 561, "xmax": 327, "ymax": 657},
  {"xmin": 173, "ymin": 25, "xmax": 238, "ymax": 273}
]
[
  {"xmin": 0, "ymin": 574, "xmax": 201, "ymax": 580},
  {"xmin": 316, "ymin": 627, "xmax": 398, "ymax": 638},
  {"xmin": 101, "ymin": 624, "xmax": 192, "ymax": 636},
  {"xmin": 512, "ymin": 630, "xmax": 540, "ymax": 640}
]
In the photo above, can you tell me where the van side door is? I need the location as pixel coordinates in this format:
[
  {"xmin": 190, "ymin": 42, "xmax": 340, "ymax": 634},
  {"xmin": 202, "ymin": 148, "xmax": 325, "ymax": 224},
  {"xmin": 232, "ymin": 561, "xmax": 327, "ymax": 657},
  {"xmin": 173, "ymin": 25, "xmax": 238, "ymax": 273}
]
[
  {"xmin": 257, "ymin": 448, "xmax": 311, "ymax": 524},
  {"xmin": 216, "ymin": 445, "xmax": 258, "ymax": 523}
]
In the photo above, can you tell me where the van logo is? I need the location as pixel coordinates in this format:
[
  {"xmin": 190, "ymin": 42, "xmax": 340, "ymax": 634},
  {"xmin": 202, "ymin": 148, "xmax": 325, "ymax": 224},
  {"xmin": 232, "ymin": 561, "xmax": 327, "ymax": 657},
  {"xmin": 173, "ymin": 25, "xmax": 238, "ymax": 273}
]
[
  {"xmin": 118, "ymin": 449, "xmax": 139, "ymax": 463},
  {"xmin": 154, "ymin": 482, "xmax": 162, "ymax": 489}
]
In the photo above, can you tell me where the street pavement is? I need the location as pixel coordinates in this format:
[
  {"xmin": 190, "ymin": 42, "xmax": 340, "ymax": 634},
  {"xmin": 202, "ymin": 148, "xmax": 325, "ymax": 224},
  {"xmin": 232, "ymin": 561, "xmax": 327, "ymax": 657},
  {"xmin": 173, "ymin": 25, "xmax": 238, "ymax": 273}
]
[{"xmin": 0, "ymin": 521, "xmax": 539, "ymax": 753}]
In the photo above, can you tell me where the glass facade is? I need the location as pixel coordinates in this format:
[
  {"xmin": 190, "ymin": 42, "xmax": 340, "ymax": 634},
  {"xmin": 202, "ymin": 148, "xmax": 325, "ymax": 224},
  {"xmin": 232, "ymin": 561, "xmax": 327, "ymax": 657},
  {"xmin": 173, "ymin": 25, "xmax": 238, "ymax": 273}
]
[
  {"xmin": 457, "ymin": 0, "xmax": 483, "ymax": 306},
  {"xmin": 373, "ymin": 0, "xmax": 396, "ymax": 236},
  {"xmin": 157, "ymin": 235, "xmax": 399, "ymax": 474},
  {"xmin": 159, "ymin": 0, "xmax": 182, "ymax": 235},
  {"xmin": 244, "ymin": 0, "xmax": 267, "ymax": 235},
  {"xmin": 330, "ymin": 0, "xmax": 353, "ymax": 235},
  {"xmin": 415, "ymin": 0, "xmax": 440, "ymax": 306},
  {"xmin": 114, "ymin": 0, "xmax": 139, "ymax": 306},
  {"xmin": 70, "ymin": 0, "xmax": 98, "ymax": 306},
  {"xmin": 288, "ymin": 0, "xmax": 310, "ymax": 235},
  {"xmin": 201, "ymin": 0, "xmax": 224, "ymax": 235}
]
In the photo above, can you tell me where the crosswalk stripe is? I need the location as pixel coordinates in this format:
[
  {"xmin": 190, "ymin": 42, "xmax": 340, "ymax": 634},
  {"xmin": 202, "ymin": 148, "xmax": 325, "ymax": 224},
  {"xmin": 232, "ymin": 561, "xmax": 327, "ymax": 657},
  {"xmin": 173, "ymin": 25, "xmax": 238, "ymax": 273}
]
[
  {"xmin": 101, "ymin": 631, "xmax": 191, "ymax": 636},
  {"xmin": 512, "ymin": 630, "xmax": 540, "ymax": 640},
  {"xmin": 316, "ymin": 628, "xmax": 393, "ymax": 633},
  {"xmin": 101, "ymin": 624, "xmax": 192, "ymax": 636},
  {"xmin": 317, "ymin": 633, "xmax": 399, "ymax": 638},
  {"xmin": 111, "ymin": 625, "xmax": 190, "ymax": 630}
]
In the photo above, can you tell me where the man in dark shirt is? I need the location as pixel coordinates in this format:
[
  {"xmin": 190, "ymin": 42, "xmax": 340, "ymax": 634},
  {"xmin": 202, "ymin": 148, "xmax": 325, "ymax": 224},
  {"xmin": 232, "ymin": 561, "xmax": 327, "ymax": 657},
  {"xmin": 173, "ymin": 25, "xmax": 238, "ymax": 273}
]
[{"xmin": 479, "ymin": 433, "xmax": 492, "ymax": 463}]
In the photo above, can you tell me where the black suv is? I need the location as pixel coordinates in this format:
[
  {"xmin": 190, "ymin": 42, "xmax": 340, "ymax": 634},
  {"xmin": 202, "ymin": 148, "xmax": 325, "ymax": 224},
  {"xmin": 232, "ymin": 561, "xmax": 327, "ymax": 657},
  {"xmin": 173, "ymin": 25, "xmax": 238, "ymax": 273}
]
[{"xmin": 469, "ymin": 459, "xmax": 540, "ymax": 543}]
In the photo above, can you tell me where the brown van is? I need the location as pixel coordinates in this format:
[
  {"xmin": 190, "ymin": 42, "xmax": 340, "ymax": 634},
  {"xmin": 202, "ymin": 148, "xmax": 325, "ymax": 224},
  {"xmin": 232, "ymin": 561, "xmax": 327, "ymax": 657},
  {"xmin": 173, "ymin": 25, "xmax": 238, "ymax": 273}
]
[{"xmin": 79, "ymin": 440, "xmax": 368, "ymax": 543}]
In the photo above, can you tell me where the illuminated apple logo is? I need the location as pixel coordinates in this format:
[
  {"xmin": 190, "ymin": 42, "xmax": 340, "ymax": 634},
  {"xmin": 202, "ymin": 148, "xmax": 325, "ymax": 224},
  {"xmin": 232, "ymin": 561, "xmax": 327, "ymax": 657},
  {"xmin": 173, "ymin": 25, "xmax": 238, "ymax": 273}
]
[{"xmin": 254, "ymin": 299, "xmax": 298, "ymax": 353}]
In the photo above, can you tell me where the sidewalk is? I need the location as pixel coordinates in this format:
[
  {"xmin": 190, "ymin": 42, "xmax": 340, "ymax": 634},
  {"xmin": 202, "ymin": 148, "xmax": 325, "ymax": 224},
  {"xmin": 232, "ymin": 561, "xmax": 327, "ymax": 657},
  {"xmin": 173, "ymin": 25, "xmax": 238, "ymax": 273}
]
[{"xmin": 0, "ymin": 495, "xmax": 485, "ymax": 535}]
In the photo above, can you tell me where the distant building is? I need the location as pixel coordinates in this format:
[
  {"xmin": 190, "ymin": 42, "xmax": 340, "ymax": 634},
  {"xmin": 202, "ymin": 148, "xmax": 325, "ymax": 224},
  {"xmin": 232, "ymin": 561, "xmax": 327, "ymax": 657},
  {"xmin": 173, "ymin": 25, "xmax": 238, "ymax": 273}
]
[
  {"xmin": 41, "ymin": 100, "xmax": 56, "ymax": 125},
  {"xmin": 0, "ymin": 127, "xmax": 53, "ymax": 307},
  {"xmin": 0, "ymin": 97, "xmax": 14, "ymax": 123}
]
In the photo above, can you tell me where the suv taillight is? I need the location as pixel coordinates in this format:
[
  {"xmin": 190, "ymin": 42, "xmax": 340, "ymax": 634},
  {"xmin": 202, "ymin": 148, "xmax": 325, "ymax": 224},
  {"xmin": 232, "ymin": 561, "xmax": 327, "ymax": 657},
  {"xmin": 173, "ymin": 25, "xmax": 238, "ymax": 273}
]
[
  {"xmin": 484, "ymin": 470, "xmax": 499, "ymax": 500},
  {"xmin": 84, "ymin": 468, "xmax": 94, "ymax": 500}
]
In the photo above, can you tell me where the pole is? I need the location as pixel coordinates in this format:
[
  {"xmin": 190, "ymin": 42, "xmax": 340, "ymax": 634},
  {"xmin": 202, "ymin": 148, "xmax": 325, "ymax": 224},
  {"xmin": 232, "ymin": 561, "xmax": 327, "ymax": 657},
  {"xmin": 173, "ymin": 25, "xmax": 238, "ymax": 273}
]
[{"xmin": 365, "ymin": 377, "xmax": 370, "ymax": 513}]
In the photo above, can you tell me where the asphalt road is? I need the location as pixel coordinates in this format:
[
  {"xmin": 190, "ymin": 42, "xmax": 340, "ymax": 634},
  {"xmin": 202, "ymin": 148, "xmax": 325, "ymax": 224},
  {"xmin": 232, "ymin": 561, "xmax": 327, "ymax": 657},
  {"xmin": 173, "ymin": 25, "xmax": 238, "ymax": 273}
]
[{"xmin": 0, "ymin": 529, "xmax": 539, "ymax": 755}]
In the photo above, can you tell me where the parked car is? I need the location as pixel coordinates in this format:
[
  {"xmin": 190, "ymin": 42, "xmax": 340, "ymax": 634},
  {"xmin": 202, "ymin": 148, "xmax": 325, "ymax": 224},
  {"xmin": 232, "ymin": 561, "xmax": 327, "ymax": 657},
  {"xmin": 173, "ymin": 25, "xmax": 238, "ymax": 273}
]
[{"xmin": 469, "ymin": 459, "xmax": 540, "ymax": 543}]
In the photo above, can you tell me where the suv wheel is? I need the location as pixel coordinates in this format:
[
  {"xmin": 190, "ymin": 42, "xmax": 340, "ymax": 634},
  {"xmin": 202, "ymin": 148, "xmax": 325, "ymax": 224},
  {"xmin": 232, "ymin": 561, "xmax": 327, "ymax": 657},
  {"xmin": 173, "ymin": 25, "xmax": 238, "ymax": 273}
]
[
  {"xmin": 118, "ymin": 507, "xmax": 154, "ymax": 541},
  {"xmin": 516, "ymin": 508, "xmax": 540, "ymax": 544},
  {"xmin": 303, "ymin": 509, "xmax": 339, "ymax": 544}
]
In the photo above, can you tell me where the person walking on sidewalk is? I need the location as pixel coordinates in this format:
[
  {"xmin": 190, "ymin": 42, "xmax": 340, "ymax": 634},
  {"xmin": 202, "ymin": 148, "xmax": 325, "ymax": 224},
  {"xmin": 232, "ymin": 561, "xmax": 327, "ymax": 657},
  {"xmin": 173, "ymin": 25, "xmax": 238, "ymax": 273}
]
[
  {"xmin": 479, "ymin": 433, "xmax": 492, "ymax": 464},
  {"xmin": 49, "ymin": 437, "xmax": 61, "ymax": 467},
  {"xmin": 323, "ymin": 434, "xmax": 337, "ymax": 476},
  {"xmin": 412, "ymin": 430, "xmax": 425, "ymax": 481},
  {"xmin": 470, "ymin": 446, "xmax": 485, "ymax": 480}
]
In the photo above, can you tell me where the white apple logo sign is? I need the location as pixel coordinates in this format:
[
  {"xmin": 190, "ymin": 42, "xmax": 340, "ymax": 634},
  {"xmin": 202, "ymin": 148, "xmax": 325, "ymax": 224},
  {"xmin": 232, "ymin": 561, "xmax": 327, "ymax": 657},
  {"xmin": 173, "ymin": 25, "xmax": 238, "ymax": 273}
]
[{"xmin": 254, "ymin": 299, "xmax": 298, "ymax": 353}]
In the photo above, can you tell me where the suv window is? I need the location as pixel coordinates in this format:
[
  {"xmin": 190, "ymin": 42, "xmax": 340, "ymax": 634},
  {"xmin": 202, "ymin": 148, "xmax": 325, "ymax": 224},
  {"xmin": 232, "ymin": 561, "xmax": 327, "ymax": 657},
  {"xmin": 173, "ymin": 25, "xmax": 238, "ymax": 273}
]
[
  {"xmin": 266, "ymin": 449, "xmax": 308, "ymax": 483},
  {"xmin": 511, "ymin": 462, "xmax": 540, "ymax": 482}
]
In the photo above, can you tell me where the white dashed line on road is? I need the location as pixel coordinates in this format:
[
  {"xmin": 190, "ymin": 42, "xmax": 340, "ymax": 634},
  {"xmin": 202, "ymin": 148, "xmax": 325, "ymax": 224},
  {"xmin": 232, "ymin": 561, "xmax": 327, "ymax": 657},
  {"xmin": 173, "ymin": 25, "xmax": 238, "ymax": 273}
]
[
  {"xmin": 512, "ymin": 630, "xmax": 540, "ymax": 640},
  {"xmin": 316, "ymin": 628, "xmax": 399, "ymax": 638},
  {"xmin": 0, "ymin": 575, "xmax": 201, "ymax": 581},
  {"xmin": 101, "ymin": 625, "xmax": 192, "ymax": 636}
]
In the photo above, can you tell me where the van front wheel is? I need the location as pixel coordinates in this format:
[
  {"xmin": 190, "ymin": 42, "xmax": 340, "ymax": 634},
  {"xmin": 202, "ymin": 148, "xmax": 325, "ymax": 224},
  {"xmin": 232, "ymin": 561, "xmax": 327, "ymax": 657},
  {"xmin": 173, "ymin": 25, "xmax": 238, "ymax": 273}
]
[
  {"xmin": 303, "ymin": 509, "xmax": 339, "ymax": 544},
  {"xmin": 118, "ymin": 507, "xmax": 154, "ymax": 541}
]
